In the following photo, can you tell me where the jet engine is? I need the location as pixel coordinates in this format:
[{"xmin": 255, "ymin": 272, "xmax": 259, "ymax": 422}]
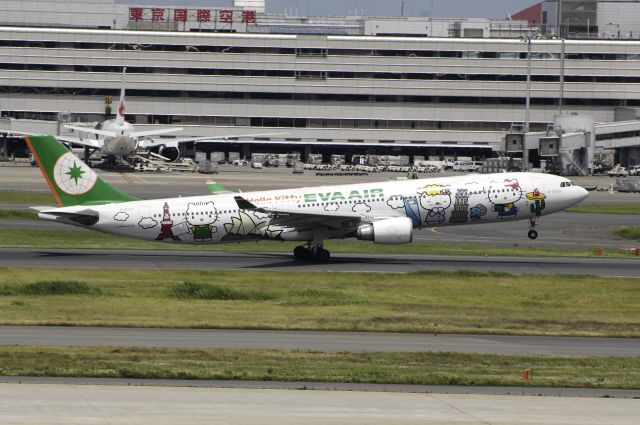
[
  {"xmin": 356, "ymin": 217, "xmax": 413, "ymax": 244},
  {"xmin": 158, "ymin": 144, "xmax": 181, "ymax": 161}
]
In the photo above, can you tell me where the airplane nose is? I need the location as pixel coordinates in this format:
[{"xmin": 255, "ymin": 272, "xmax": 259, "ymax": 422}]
[{"xmin": 574, "ymin": 185, "xmax": 589, "ymax": 203}]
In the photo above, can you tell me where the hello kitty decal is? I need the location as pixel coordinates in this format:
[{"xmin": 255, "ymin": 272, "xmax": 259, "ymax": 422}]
[
  {"xmin": 417, "ymin": 184, "xmax": 452, "ymax": 224},
  {"xmin": 487, "ymin": 179, "xmax": 523, "ymax": 219}
]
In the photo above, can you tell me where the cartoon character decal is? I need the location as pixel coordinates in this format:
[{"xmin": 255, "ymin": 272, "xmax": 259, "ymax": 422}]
[
  {"xmin": 526, "ymin": 188, "xmax": 546, "ymax": 216},
  {"xmin": 469, "ymin": 204, "xmax": 488, "ymax": 221},
  {"xmin": 222, "ymin": 209, "xmax": 283, "ymax": 241},
  {"xmin": 487, "ymin": 179, "xmax": 523, "ymax": 219},
  {"xmin": 449, "ymin": 188, "xmax": 470, "ymax": 224},
  {"xmin": 186, "ymin": 201, "xmax": 218, "ymax": 242},
  {"xmin": 418, "ymin": 184, "xmax": 452, "ymax": 225},
  {"xmin": 156, "ymin": 202, "xmax": 181, "ymax": 241},
  {"xmin": 403, "ymin": 196, "xmax": 422, "ymax": 228}
]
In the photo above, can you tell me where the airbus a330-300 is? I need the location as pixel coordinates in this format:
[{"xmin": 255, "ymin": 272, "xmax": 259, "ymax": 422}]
[{"xmin": 26, "ymin": 135, "xmax": 588, "ymax": 261}]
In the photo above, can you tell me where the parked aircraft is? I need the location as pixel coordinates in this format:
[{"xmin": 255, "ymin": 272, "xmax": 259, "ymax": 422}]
[
  {"xmin": 62, "ymin": 69, "xmax": 182, "ymax": 160},
  {"xmin": 26, "ymin": 135, "xmax": 588, "ymax": 261},
  {"xmin": 62, "ymin": 69, "xmax": 280, "ymax": 162}
]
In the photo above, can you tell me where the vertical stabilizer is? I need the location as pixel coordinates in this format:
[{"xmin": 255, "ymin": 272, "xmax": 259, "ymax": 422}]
[
  {"xmin": 115, "ymin": 67, "xmax": 127, "ymax": 125},
  {"xmin": 25, "ymin": 135, "xmax": 138, "ymax": 207}
]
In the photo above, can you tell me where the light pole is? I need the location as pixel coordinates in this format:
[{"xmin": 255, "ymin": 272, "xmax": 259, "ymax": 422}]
[{"xmin": 522, "ymin": 35, "xmax": 533, "ymax": 171}]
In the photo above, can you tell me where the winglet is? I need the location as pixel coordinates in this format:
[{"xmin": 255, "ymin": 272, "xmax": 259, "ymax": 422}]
[
  {"xmin": 234, "ymin": 195, "xmax": 257, "ymax": 210},
  {"xmin": 206, "ymin": 180, "xmax": 232, "ymax": 194}
]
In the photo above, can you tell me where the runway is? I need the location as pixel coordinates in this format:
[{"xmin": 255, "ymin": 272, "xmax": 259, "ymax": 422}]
[
  {"xmin": 0, "ymin": 247, "xmax": 638, "ymax": 276},
  {"xmin": 2, "ymin": 326, "xmax": 639, "ymax": 357},
  {"xmin": 1, "ymin": 383, "xmax": 638, "ymax": 425}
]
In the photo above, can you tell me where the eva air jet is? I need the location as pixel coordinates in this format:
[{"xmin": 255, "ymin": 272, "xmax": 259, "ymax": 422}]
[{"xmin": 26, "ymin": 135, "xmax": 588, "ymax": 261}]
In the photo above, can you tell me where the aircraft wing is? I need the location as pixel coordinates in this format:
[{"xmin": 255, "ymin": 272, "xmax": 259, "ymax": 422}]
[
  {"xmin": 1, "ymin": 130, "xmax": 102, "ymax": 149},
  {"xmin": 130, "ymin": 127, "xmax": 183, "ymax": 138},
  {"xmin": 54, "ymin": 134, "xmax": 102, "ymax": 149},
  {"xmin": 234, "ymin": 196, "xmax": 364, "ymax": 231},
  {"xmin": 139, "ymin": 132, "xmax": 288, "ymax": 149}
]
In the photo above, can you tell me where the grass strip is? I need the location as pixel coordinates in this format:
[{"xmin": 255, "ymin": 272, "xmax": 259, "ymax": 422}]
[
  {"xmin": 567, "ymin": 204, "xmax": 640, "ymax": 215},
  {"xmin": 0, "ymin": 209, "xmax": 38, "ymax": 220},
  {"xmin": 0, "ymin": 346, "xmax": 637, "ymax": 389},
  {"xmin": 1, "ymin": 228, "xmax": 638, "ymax": 258},
  {"xmin": 615, "ymin": 227, "xmax": 640, "ymax": 241},
  {"xmin": 0, "ymin": 191, "xmax": 55, "ymax": 205},
  {"xmin": 1, "ymin": 268, "xmax": 639, "ymax": 337}
]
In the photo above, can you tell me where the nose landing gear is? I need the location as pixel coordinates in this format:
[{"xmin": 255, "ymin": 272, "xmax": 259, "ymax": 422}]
[
  {"xmin": 293, "ymin": 242, "xmax": 331, "ymax": 262},
  {"xmin": 527, "ymin": 217, "xmax": 538, "ymax": 240}
]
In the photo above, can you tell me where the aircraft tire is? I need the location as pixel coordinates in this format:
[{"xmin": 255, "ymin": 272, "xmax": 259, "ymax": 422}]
[
  {"xmin": 317, "ymin": 248, "xmax": 331, "ymax": 262},
  {"xmin": 293, "ymin": 245, "xmax": 310, "ymax": 260},
  {"xmin": 527, "ymin": 230, "xmax": 538, "ymax": 240}
]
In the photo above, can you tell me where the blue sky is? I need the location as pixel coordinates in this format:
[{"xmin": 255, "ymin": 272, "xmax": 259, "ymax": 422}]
[{"xmin": 115, "ymin": 0, "xmax": 539, "ymax": 19}]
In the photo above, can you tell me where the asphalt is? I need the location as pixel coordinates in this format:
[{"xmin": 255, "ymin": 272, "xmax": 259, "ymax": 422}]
[
  {"xmin": 0, "ymin": 247, "xmax": 638, "ymax": 276},
  {"xmin": 2, "ymin": 383, "xmax": 639, "ymax": 425},
  {"xmin": 1, "ymin": 326, "xmax": 638, "ymax": 357}
]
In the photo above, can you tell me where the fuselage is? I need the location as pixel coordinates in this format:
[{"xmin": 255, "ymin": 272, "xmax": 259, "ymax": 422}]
[
  {"xmin": 100, "ymin": 120, "xmax": 137, "ymax": 156},
  {"xmin": 49, "ymin": 172, "xmax": 588, "ymax": 244}
]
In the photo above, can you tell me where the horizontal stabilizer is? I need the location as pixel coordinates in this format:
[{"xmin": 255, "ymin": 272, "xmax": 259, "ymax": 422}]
[
  {"xmin": 64, "ymin": 125, "xmax": 117, "ymax": 138},
  {"xmin": 38, "ymin": 209, "xmax": 99, "ymax": 226}
]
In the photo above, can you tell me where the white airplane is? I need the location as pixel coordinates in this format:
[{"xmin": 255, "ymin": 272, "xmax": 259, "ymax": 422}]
[
  {"xmin": 26, "ymin": 135, "xmax": 589, "ymax": 261},
  {"xmin": 63, "ymin": 70, "xmax": 183, "ymax": 159}
]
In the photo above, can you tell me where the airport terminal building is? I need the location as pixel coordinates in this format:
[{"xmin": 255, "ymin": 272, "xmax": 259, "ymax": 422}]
[{"xmin": 1, "ymin": 0, "xmax": 640, "ymax": 167}]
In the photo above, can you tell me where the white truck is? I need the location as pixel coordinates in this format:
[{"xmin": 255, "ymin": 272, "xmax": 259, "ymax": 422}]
[
  {"xmin": 628, "ymin": 165, "xmax": 640, "ymax": 176},
  {"xmin": 608, "ymin": 165, "xmax": 629, "ymax": 177}
]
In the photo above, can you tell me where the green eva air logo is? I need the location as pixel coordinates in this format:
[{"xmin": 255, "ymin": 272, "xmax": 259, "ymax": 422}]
[{"xmin": 53, "ymin": 152, "xmax": 98, "ymax": 195}]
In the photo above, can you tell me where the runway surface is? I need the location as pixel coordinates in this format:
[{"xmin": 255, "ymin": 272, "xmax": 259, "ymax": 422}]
[
  {"xmin": 2, "ymin": 326, "xmax": 639, "ymax": 357},
  {"xmin": 1, "ymin": 383, "xmax": 638, "ymax": 425},
  {"xmin": 1, "ymin": 247, "xmax": 638, "ymax": 276}
]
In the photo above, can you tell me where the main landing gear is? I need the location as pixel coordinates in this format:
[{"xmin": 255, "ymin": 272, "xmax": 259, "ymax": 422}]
[
  {"xmin": 293, "ymin": 242, "xmax": 331, "ymax": 262},
  {"xmin": 527, "ymin": 217, "xmax": 538, "ymax": 240}
]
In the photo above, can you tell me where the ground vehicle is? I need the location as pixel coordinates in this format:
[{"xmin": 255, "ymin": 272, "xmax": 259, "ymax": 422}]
[
  {"xmin": 232, "ymin": 159, "xmax": 249, "ymax": 166},
  {"xmin": 629, "ymin": 165, "xmax": 640, "ymax": 176},
  {"xmin": 608, "ymin": 165, "xmax": 629, "ymax": 177}
]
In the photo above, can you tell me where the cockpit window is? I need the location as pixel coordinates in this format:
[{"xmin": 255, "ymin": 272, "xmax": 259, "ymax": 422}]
[{"xmin": 560, "ymin": 181, "xmax": 573, "ymax": 188}]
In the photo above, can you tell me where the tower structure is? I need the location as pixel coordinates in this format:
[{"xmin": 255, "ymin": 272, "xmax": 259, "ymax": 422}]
[{"xmin": 449, "ymin": 189, "xmax": 469, "ymax": 224}]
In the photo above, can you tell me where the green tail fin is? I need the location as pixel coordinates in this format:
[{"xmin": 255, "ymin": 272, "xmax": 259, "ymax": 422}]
[{"xmin": 25, "ymin": 135, "xmax": 139, "ymax": 207}]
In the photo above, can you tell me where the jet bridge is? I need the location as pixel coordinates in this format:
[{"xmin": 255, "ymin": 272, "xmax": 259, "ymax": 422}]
[{"xmin": 504, "ymin": 114, "xmax": 640, "ymax": 175}]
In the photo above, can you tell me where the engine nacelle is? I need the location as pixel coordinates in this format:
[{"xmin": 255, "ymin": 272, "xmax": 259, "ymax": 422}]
[
  {"xmin": 356, "ymin": 217, "xmax": 413, "ymax": 244},
  {"xmin": 158, "ymin": 145, "xmax": 181, "ymax": 162}
]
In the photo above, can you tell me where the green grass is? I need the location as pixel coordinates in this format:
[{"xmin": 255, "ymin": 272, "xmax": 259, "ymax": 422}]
[
  {"xmin": 0, "ymin": 191, "xmax": 55, "ymax": 205},
  {"xmin": 615, "ymin": 227, "xmax": 640, "ymax": 241},
  {"xmin": 0, "ymin": 280, "xmax": 101, "ymax": 296},
  {"xmin": 1, "ymin": 228, "xmax": 638, "ymax": 258},
  {"xmin": 0, "ymin": 209, "xmax": 38, "ymax": 220},
  {"xmin": 0, "ymin": 346, "xmax": 637, "ymax": 389},
  {"xmin": 0, "ymin": 268, "xmax": 639, "ymax": 337},
  {"xmin": 567, "ymin": 204, "xmax": 640, "ymax": 215}
]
